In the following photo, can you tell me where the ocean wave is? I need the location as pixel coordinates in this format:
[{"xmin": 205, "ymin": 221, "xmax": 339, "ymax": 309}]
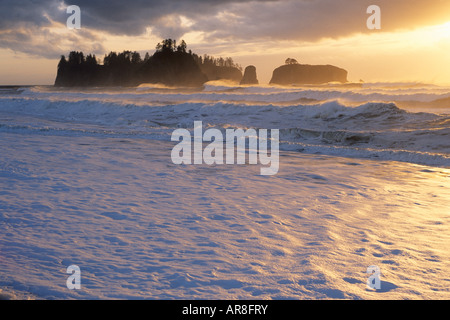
[
  {"xmin": 0, "ymin": 96, "xmax": 439, "ymax": 128},
  {"xmin": 1, "ymin": 84, "xmax": 449, "ymax": 167},
  {"xmin": 10, "ymin": 82, "xmax": 450, "ymax": 110},
  {"xmin": 280, "ymin": 142, "xmax": 450, "ymax": 168}
]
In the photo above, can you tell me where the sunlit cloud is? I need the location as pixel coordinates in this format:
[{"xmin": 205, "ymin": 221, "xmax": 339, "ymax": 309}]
[
  {"xmin": 2, "ymin": 0, "xmax": 450, "ymax": 52},
  {"xmin": 0, "ymin": 22, "xmax": 106, "ymax": 59},
  {"xmin": 1, "ymin": 0, "xmax": 450, "ymax": 84}
]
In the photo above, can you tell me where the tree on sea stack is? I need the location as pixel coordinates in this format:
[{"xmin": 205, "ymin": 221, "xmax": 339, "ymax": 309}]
[{"xmin": 285, "ymin": 58, "xmax": 299, "ymax": 65}]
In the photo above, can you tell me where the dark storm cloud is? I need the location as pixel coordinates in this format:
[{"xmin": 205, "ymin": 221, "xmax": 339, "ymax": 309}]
[
  {"xmin": 1, "ymin": 0, "xmax": 450, "ymax": 57},
  {"xmin": 73, "ymin": 0, "xmax": 268, "ymax": 35},
  {"xmin": 0, "ymin": 0, "xmax": 273, "ymax": 35},
  {"xmin": 0, "ymin": 0, "xmax": 275, "ymax": 57}
]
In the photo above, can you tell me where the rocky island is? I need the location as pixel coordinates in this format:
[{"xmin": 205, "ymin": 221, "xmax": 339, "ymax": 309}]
[
  {"xmin": 55, "ymin": 39, "xmax": 242, "ymax": 87},
  {"xmin": 270, "ymin": 58, "xmax": 348, "ymax": 85},
  {"xmin": 55, "ymin": 43, "xmax": 349, "ymax": 87},
  {"xmin": 240, "ymin": 65, "xmax": 259, "ymax": 85}
]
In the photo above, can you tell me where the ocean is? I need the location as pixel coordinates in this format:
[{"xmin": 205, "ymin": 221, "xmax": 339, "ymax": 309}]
[
  {"xmin": 1, "ymin": 82, "xmax": 450, "ymax": 166},
  {"xmin": 0, "ymin": 82, "xmax": 449, "ymax": 299}
]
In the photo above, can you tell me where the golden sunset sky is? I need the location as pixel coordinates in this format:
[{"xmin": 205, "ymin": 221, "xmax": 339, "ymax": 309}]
[{"xmin": 1, "ymin": 0, "xmax": 450, "ymax": 85}]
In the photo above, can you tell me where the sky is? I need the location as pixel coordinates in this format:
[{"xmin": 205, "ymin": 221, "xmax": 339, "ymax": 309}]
[{"xmin": 1, "ymin": 0, "xmax": 450, "ymax": 85}]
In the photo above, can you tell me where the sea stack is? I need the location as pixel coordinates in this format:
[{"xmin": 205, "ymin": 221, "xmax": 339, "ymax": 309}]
[
  {"xmin": 240, "ymin": 65, "xmax": 259, "ymax": 85},
  {"xmin": 270, "ymin": 64, "xmax": 348, "ymax": 85}
]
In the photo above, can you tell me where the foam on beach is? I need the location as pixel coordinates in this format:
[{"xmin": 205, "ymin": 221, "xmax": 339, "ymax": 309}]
[{"xmin": 0, "ymin": 82, "xmax": 449, "ymax": 299}]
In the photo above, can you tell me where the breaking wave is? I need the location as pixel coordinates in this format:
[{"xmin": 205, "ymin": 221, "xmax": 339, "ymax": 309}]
[{"xmin": 0, "ymin": 83, "xmax": 449, "ymax": 167}]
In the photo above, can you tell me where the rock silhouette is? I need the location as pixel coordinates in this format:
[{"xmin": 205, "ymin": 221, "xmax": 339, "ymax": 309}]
[
  {"xmin": 270, "ymin": 63, "xmax": 348, "ymax": 85},
  {"xmin": 192, "ymin": 54, "xmax": 242, "ymax": 83},
  {"xmin": 240, "ymin": 65, "xmax": 258, "ymax": 85},
  {"xmin": 55, "ymin": 43, "xmax": 349, "ymax": 88},
  {"xmin": 55, "ymin": 39, "xmax": 242, "ymax": 87},
  {"xmin": 200, "ymin": 65, "xmax": 242, "ymax": 83}
]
